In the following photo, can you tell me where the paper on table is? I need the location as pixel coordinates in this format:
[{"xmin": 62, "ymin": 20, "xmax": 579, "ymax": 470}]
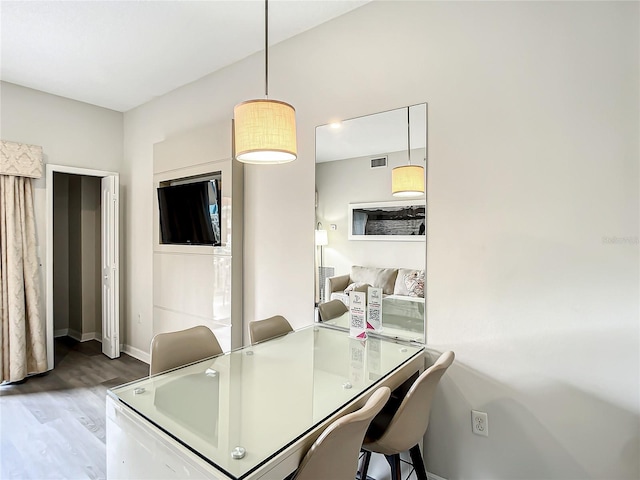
[
  {"xmin": 367, "ymin": 286, "xmax": 382, "ymax": 332},
  {"xmin": 349, "ymin": 291, "xmax": 367, "ymax": 339}
]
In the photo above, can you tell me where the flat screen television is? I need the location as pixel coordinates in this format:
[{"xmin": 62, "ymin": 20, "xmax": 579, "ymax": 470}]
[{"xmin": 157, "ymin": 178, "xmax": 222, "ymax": 246}]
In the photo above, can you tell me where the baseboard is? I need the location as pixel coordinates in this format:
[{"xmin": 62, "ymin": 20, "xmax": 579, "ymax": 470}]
[
  {"xmin": 55, "ymin": 332, "xmax": 146, "ymax": 363},
  {"xmin": 427, "ymin": 472, "xmax": 447, "ymax": 480},
  {"xmin": 122, "ymin": 344, "xmax": 150, "ymax": 365},
  {"xmin": 54, "ymin": 328, "xmax": 69, "ymax": 338},
  {"xmin": 53, "ymin": 328, "xmax": 148, "ymax": 362},
  {"xmin": 67, "ymin": 329, "xmax": 82, "ymax": 342},
  {"xmin": 81, "ymin": 331, "xmax": 98, "ymax": 342},
  {"xmin": 65, "ymin": 329, "xmax": 100, "ymax": 342}
]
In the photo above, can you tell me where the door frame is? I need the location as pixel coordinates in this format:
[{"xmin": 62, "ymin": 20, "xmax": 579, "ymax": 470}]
[{"xmin": 45, "ymin": 164, "xmax": 119, "ymax": 370}]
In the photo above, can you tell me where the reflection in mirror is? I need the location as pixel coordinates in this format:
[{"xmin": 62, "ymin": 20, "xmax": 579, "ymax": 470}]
[{"xmin": 315, "ymin": 104, "xmax": 427, "ymax": 344}]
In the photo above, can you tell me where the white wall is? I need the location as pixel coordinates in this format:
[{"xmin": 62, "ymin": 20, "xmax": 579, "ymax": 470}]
[
  {"xmin": 124, "ymin": 2, "xmax": 638, "ymax": 478},
  {"xmin": 2, "ymin": 1, "xmax": 634, "ymax": 478},
  {"xmin": 0, "ymin": 81, "xmax": 123, "ymax": 337},
  {"xmin": 316, "ymin": 149, "xmax": 427, "ymax": 277}
]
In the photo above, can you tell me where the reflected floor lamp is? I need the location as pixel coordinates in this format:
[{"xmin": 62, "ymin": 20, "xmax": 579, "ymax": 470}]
[{"xmin": 315, "ymin": 223, "xmax": 329, "ymax": 303}]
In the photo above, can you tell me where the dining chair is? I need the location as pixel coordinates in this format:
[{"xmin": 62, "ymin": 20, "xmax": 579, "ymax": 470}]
[
  {"xmin": 291, "ymin": 386, "xmax": 391, "ymax": 480},
  {"xmin": 317, "ymin": 299, "xmax": 348, "ymax": 322},
  {"xmin": 248, "ymin": 315, "xmax": 293, "ymax": 345},
  {"xmin": 359, "ymin": 351, "xmax": 455, "ymax": 480},
  {"xmin": 149, "ymin": 325, "xmax": 223, "ymax": 376}
]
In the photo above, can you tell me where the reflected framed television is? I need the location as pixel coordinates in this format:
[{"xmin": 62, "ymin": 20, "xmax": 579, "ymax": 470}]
[{"xmin": 157, "ymin": 174, "xmax": 222, "ymax": 246}]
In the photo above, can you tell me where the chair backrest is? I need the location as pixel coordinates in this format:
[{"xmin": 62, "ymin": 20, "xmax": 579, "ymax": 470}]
[
  {"xmin": 367, "ymin": 351, "xmax": 454, "ymax": 454},
  {"xmin": 149, "ymin": 326, "xmax": 223, "ymax": 376},
  {"xmin": 248, "ymin": 315, "xmax": 293, "ymax": 345},
  {"xmin": 317, "ymin": 299, "xmax": 348, "ymax": 322},
  {"xmin": 292, "ymin": 386, "xmax": 391, "ymax": 480}
]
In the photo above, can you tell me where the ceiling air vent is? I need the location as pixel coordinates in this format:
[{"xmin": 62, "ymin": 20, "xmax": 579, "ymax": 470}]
[{"xmin": 370, "ymin": 156, "xmax": 387, "ymax": 169}]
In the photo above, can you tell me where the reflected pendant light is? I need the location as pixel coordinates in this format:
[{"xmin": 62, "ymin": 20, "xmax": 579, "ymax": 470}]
[
  {"xmin": 392, "ymin": 107, "xmax": 424, "ymax": 197},
  {"xmin": 234, "ymin": 0, "xmax": 297, "ymax": 164}
]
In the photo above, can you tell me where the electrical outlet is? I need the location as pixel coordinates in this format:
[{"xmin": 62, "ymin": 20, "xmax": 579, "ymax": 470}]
[{"xmin": 472, "ymin": 410, "xmax": 488, "ymax": 437}]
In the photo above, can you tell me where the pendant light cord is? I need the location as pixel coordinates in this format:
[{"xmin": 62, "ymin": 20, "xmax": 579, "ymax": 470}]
[
  {"xmin": 407, "ymin": 107, "xmax": 411, "ymax": 165},
  {"xmin": 265, "ymin": 0, "xmax": 269, "ymax": 98}
]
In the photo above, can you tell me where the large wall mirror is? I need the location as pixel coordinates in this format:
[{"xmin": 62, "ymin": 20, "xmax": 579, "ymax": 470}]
[{"xmin": 315, "ymin": 103, "xmax": 427, "ymax": 344}]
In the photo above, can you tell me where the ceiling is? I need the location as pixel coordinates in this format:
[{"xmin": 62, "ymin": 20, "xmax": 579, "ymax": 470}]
[
  {"xmin": 316, "ymin": 104, "xmax": 427, "ymax": 163},
  {"xmin": 0, "ymin": 1, "xmax": 369, "ymax": 112}
]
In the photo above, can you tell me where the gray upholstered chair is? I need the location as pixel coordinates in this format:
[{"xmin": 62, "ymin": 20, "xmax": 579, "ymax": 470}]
[
  {"xmin": 317, "ymin": 299, "xmax": 348, "ymax": 322},
  {"xmin": 359, "ymin": 351, "xmax": 455, "ymax": 480},
  {"xmin": 291, "ymin": 386, "xmax": 391, "ymax": 480},
  {"xmin": 248, "ymin": 315, "xmax": 293, "ymax": 345},
  {"xmin": 149, "ymin": 326, "xmax": 223, "ymax": 376}
]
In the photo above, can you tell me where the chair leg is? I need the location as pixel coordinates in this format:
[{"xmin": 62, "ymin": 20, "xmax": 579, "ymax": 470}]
[
  {"xmin": 409, "ymin": 445, "xmax": 428, "ymax": 480},
  {"xmin": 358, "ymin": 450, "xmax": 372, "ymax": 480},
  {"xmin": 385, "ymin": 454, "xmax": 402, "ymax": 480}
]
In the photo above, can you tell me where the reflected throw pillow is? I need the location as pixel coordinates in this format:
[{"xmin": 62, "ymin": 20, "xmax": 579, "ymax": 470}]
[
  {"xmin": 404, "ymin": 271, "xmax": 425, "ymax": 298},
  {"xmin": 344, "ymin": 282, "xmax": 370, "ymax": 294}
]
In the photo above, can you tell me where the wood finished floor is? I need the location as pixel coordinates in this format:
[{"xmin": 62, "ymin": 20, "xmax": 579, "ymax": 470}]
[
  {"xmin": 0, "ymin": 337, "xmax": 148, "ymax": 480},
  {"xmin": 0, "ymin": 338, "xmax": 417, "ymax": 480}
]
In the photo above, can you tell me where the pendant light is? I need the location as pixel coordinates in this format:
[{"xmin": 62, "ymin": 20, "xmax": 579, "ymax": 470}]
[
  {"xmin": 391, "ymin": 107, "xmax": 424, "ymax": 197},
  {"xmin": 233, "ymin": 0, "xmax": 297, "ymax": 164}
]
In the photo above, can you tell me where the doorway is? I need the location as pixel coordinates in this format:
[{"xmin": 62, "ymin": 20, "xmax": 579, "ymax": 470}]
[
  {"xmin": 52, "ymin": 173, "xmax": 102, "ymax": 342},
  {"xmin": 45, "ymin": 165, "xmax": 120, "ymax": 371}
]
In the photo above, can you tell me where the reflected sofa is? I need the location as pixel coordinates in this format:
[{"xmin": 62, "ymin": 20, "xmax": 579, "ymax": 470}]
[{"xmin": 325, "ymin": 265, "xmax": 424, "ymax": 306}]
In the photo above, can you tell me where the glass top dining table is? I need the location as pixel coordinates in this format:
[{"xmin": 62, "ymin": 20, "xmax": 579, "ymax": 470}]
[{"xmin": 108, "ymin": 324, "xmax": 424, "ymax": 480}]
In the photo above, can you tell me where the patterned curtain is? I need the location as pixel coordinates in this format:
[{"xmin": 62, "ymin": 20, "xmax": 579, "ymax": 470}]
[{"xmin": 0, "ymin": 141, "xmax": 47, "ymax": 383}]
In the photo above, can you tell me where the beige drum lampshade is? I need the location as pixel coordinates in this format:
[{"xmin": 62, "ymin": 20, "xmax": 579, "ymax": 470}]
[
  {"xmin": 391, "ymin": 164, "xmax": 425, "ymax": 197},
  {"xmin": 234, "ymin": 99, "xmax": 297, "ymax": 164}
]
